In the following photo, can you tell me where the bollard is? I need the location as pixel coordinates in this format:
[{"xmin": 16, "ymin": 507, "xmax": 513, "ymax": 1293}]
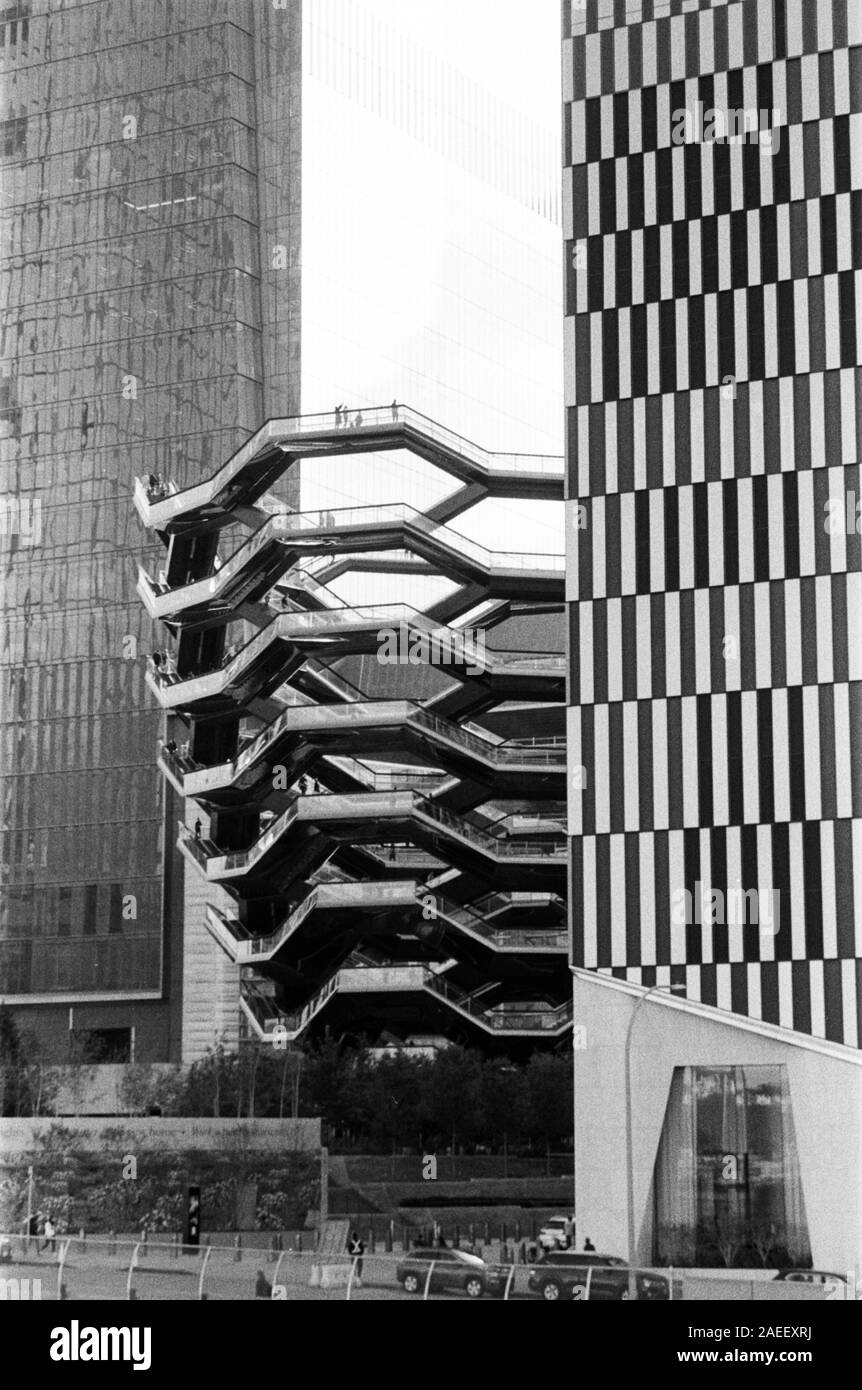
[
  {"xmin": 172, "ymin": 1233, "xmax": 179, "ymax": 1259},
  {"xmin": 368, "ymin": 1227, "xmax": 375, "ymax": 1255},
  {"xmin": 298, "ymin": 1232, "xmax": 303, "ymax": 1254},
  {"xmin": 501, "ymin": 1221, "xmax": 507, "ymax": 1244},
  {"xmin": 469, "ymin": 1222, "xmax": 475, "ymax": 1246},
  {"xmin": 234, "ymin": 1233, "xmax": 242, "ymax": 1263},
  {"xmin": 385, "ymin": 1220, "xmax": 393, "ymax": 1254}
]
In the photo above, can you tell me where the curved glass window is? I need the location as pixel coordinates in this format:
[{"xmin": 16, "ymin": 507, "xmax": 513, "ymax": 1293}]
[{"xmin": 652, "ymin": 1065, "xmax": 811, "ymax": 1268}]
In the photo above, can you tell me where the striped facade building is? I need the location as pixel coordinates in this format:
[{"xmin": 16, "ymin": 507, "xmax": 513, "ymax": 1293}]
[{"xmin": 564, "ymin": 0, "xmax": 862, "ymax": 1048}]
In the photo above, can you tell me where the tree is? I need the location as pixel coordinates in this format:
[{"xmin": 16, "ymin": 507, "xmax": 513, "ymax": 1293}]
[
  {"xmin": 178, "ymin": 1039, "xmax": 239, "ymax": 1117},
  {"xmin": 118, "ymin": 1064, "xmax": 183, "ymax": 1116},
  {"xmin": 0, "ymin": 1004, "xmax": 25, "ymax": 1115},
  {"xmin": 420, "ymin": 1047, "xmax": 484, "ymax": 1153},
  {"xmin": 301, "ymin": 1037, "xmax": 377, "ymax": 1145},
  {"xmin": 365, "ymin": 1052, "xmax": 430, "ymax": 1151},
  {"xmin": 524, "ymin": 1053, "xmax": 572, "ymax": 1149},
  {"xmin": 0, "ymin": 1005, "xmax": 53, "ymax": 1115},
  {"xmin": 18, "ymin": 1027, "xmax": 57, "ymax": 1117},
  {"xmin": 477, "ymin": 1059, "xmax": 527, "ymax": 1149}
]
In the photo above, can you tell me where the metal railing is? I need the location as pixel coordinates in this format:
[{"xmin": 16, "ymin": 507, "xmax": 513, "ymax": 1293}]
[
  {"xmin": 2, "ymin": 1231, "xmax": 846, "ymax": 1302},
  {"xmin": 146, "ymin": 602, "xmax": 564, "ymax": 710},
  {"xmin": 215, "ymin": 880, "xmax": 565, "ymax": 964},
  {"xmin": 138, "ymin": 499, "xmax": 563, "ymax": 618},
  {"xmin": 134, "ymin": 404, "xmax": 563, "ymax": 529}
]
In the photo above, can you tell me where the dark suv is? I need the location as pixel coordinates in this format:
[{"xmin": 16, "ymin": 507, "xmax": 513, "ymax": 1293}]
[
  {"xmin": 397, "ymin": 1248, "xmax": 505, "ymax": 1298},
  {"xmin": 527, "ymin": 1251, "xmax": 671, "ymax": 1301}
]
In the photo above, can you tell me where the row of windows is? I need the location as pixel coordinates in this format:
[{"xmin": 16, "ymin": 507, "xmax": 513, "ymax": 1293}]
[
  {"xmin": 565, "ymin": 367, "xmax": 859, "ymax": 496},
  {"xmin": 567, "ymin": 573, "xmax": 862, "ymax": 706},
  {"xmin": 3, "ymin": 0, "xmax": 249, "ymax": 67},
  {"xmin": 564, "ymin": 0, "xmax": 853, "ymax": 95},
  {"xmin": 0, "ymin": 4, "xmax": 29, "ymax": 60},
  {"xmin": 569, "ymin": 194, "xmax": 862, "ymax": 315},
  {"xmin": 0, "ymin": 374, "xmax": 263, "ymax": 459},
  {"xmin": 0, "ymin": 932, "xmax": 161, "ymax": 994},
  {"xmin": 566, "ymin": 48, "xmax": 859, "ymax": 163},
  {"xmin": 566, "ymin": 463, "xmax": 861, "ymax": 599},
  {"xmin": 3, "ymin": 272, "xmax": 260, "ymax": 356},
  {"xmin": 0, "ymin": 221, "xmax": 261, "ymax": 309},
  {"xmin": 2, "ymin": 654, "xmax": 157, "ymax": 708},
  {"xmin": 0, "ymin": 878, "xmax": 159, "ymax": 936},
  {"xmin": 2, "ymin": 71, "xmax": 255, "ymax": 154},
  {"xmin": 2, "ymin": 766, "xmax": 163, "ymax": 832},
  {"xmin": 1, "ymin": 168, "xmax": 260, "ymax": 257},
  {"xmin": 567, "ymin": 270, "xmax": 860, "ymax": 404},
  {"xmin": 569, "ymin": 0, "xmax": 745, "ymax": 38},
  {"xmin": 567, "ymin": 681, "xmax": 860, "ymax": 834},
  {"xmin": 12, "ymin": 324, "xmax": 262, "ymax": 406},
  {"xmin": 0, "ymin": 715, "xmax": 164, "ymax": 778},
  {"xmin": 565, "ymin": 114, "xmax": 859, "ymax": 239},
  {"xmin": 0, "ymin": 426, "xmax": 250, "ymax": 495},
  {"xmin": 0, "ymin": 815, "xmax": 163, "ymax": 882},
  {"xmin": 2, "ymin": 22, "xmax": 253, "ymax": 97},
  {"xmin": 0, "ymin": 120, "xmax": 256, "ymax": 202},
  {"xmin": 572, "ymin": 818, "xmax": 861, "ymax": 976}
]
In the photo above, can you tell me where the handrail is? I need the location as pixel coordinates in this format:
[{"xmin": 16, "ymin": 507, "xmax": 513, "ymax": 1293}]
[
  {"xmin": 218, "ymin": 881, "xmax": 565, "ymax": 961},
  {"xmin": 139, "ymin": 502, "xmax": 563, "ymax": 617},
  {"xmin": 134, "ymin": 404, "xmax": 563, "ymax": 530},
  {"xmin": 242, "ymin": 964, "xmax": 572, "ymax": 1039},
  {"xmin": 179, "ymin": 779, "xmax": 565, "ymax": 879},
  {"xmin": 146, "ymin": 604, "xmax": 565, "ymax": 706},
  {"xmin": 181, "ymin": 697, "xmax": 564, "ymax": 796}
]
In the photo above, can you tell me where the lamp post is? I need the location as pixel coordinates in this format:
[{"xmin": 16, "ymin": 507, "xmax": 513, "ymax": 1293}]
[{"xmin": 624, "ymin": 982, "xmax": 685, "ymax": 1299}]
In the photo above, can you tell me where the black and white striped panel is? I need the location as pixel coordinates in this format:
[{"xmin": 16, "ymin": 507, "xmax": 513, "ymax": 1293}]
[{"xmin": 564, "ymin": 0, "xmax": 862, "ymax": 1047}]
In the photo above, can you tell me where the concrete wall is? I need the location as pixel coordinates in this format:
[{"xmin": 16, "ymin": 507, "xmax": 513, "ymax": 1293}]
[
  {"xmin": 572, "ymin": 972, "xmax": 862, "ymax": 1274},
  {"xmin": 1, "ymin": 1116, "xmax": 322, "ymax": 1156},
  {"xmin": 180, "ymin": 803, "xmax": 240, "ymax": 1063}
]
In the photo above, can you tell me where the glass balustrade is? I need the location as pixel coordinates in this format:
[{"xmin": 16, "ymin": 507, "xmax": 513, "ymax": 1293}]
[{"xmin": 141, "ymin": 496, "xmax": 563, "ymax": 615}]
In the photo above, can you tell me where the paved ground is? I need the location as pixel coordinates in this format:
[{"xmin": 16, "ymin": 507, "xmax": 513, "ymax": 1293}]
[{"xmin": 0, "ymin": 1248, "xmax": 534, "ymax": 1301}]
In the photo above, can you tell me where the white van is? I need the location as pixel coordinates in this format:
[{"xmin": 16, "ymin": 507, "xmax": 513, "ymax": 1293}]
[{"xmin": 538, "ymin": 1215, "xmax": 574, "ymax": 1250}]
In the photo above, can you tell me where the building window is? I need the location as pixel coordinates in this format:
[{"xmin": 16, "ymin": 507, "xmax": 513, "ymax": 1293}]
[
  {"xmin": 57, "ymin": 886, "xmax": 71, "ymax": 938},
  {"xmin": 0, "ymin": 115, "xmax": 26, "ymax": 158},
  {"xmin": 83, "ymin": 883, "xmax": 98, "ymax": 936},
  {"xmin": 70, "ymin": 1027, "xmax": 132, "ymax": 1064},
  {"xmin": 652, "ymin": 1065, "xmax": 811, "ymax": 1268},
  {"xmin": 0, "ymin": 4, "xmax": 29, "ymax": 54}
]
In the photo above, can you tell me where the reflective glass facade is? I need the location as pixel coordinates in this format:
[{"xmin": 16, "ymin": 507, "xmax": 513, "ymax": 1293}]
[
  {"xmin": 652, "ymin": 1064, "xmax": 811, "ymax": 1268},
  {"xmin": 0, "ymin": 1, "xmax": 300, "ymax": 1053},
  {"xmin": 1, "ymin": 0, "xmax": 562, "ymax": 1061}
]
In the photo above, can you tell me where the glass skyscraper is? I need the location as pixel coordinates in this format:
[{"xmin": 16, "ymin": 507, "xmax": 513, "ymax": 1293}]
[{"xmin": 1, "ymin": 0, "xmax": 562, "ymax": 1061}]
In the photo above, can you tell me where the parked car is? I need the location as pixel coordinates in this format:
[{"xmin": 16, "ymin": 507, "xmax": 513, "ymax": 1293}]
[
  {"xmin": 397, "ymin": 1247, "xmax": 505, "ymax": 1298},
  {"xmin": 773, "ymin": 1270, "xmax": 855, "ymax": 1298},
  {"xmin": 538, "ymin": 1216, "xmax": 574, "ymax": 1250},
  {"xmin": 527, "ymin": 1251, "xmax": 672, "ymax": 1301}
]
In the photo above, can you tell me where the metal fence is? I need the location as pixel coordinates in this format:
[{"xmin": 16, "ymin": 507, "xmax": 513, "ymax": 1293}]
[{"xmin": 0, "ymin": 1234, "xmax": 851, "ymax": 1302}]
